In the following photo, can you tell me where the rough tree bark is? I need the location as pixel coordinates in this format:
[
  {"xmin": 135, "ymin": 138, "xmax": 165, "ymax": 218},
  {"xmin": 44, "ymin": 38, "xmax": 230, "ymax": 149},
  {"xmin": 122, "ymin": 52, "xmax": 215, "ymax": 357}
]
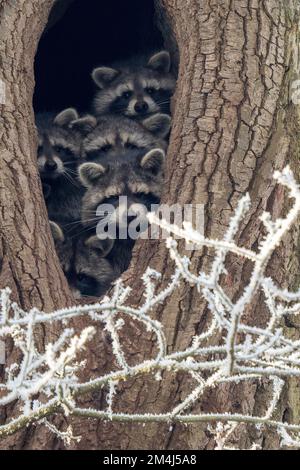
[
  {"xmin": 0, "ymin": 0, "xmax": 300, "ymax": 450},
  {"xmin": 0, "ymin": 0, "xmax": 72, "ymax": 311}
]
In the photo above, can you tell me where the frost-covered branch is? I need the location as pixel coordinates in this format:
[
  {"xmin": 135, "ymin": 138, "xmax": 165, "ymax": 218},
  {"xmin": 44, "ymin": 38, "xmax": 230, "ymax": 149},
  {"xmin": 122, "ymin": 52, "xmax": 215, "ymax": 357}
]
[{"xmin": 1, "ymin": 166, "xmax": 300, "ymax": 449}]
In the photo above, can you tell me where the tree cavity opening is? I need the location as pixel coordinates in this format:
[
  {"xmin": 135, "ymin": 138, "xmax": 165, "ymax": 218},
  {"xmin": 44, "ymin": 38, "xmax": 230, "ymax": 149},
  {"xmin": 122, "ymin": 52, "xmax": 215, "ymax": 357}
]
[
  {"xmin": 34, "ymin": 0, "xmax": 178, "ymax": 300},
  {"xmin": 34, "ymin": 0, "xmax": 175, "ymax": 113}
]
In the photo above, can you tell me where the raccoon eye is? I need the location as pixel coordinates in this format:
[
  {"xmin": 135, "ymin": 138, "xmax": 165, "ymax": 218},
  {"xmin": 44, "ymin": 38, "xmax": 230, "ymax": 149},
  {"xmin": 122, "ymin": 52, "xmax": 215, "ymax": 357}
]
[
  {"xmin": 76, "ymin": 273, "xmax": 99, "ymax": 297},
  {"xmin": 145, "ymin": 87, "xmax": 156, "ymax": 95},
  {"xmin": 53, "ymin": 145, "xmax": 74, "ymax": 158},
  {"xmin": 53, "ymin": 145, "xmax": 64, "ymax": 154},
  {"xmin": 77, "ymin": 273, "xmax": 90, "ymax": 283},
  {"xmin": 63, "ymin": 148, "xmax": 75, "ymax": 158},
  {"xmin": 135, "ymin": 192, "xmax": 149, "ymax": 199},
  {"xmin": 125, "ymin": 142, "xmax": 139, "ymax": 150},
  {"xmin": 53, "ymin": 145, "xmax": 74, "ymax": 159},
  {"xmin": 135, "ymin": 192, "xmax": 160, "ymax": 206},
  {"xmin": 122, "ymin": 90, "xmax": 133, "ymax": 100},
  {"xmin": 86, "ymin": 150, "xmax": 99, "ymax": 161},
  {"xmin": 37, "ymin": 146, "xmax": 43, "ymax": 156},
  {"xmin": 100, "ymin": 144, "xmax": 112, "ymax": 153},
  {"xmin": 101, "ymin": 195, "xmax": 120, "ymax": 206}
]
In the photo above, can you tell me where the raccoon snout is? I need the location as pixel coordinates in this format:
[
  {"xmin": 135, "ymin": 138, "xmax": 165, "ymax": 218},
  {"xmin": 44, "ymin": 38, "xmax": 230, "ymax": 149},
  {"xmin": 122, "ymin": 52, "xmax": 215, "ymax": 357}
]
[
  {"xmin": 38, "ymin": 155, "xmax": 64, "ymax": 177},
  {"xmin": 134, "ymin": 100, "xmax": 149, "ymax": 114},
  {"xmin": 45, "ymin": 160, "xmax": 58, "ymax": 171}
]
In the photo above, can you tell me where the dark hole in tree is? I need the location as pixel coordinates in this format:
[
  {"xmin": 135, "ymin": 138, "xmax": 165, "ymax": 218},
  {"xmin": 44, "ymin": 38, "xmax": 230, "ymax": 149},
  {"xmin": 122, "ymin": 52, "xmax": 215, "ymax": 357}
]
[
  {"xmin": 34, "ymin": 0, "xmax": 178, "ymax": 299},
  {"xmin": 34, "ymin": 0, "xmax": 167, "ymax": 113}
]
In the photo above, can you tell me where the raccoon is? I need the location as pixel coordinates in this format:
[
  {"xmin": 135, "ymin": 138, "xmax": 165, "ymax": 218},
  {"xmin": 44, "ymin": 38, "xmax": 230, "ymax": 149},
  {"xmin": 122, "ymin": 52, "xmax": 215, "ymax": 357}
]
[
  {"xmin": 78, "ymin": 147, "xmax": 165, "ymax": 281},
  {"xmin": 82, "ymin": 113, "xmax": 171, "ymax": 166},
  {"xmin": 79, "ymin": 147, "xmax": 164, "ymax": 226},
  {"xmin": 36, "ymin": 108, "xmax": 96, "ymax": 224},
  {"xmin": 50, "ymin": 221, "xmax": 117, "ymax": 298},
  {"xmin": 79, "ymin": 147, "xmax": 163, "ymax": 240},
  {"xmin": 92, "ymin": 51, "xmax": 176, "ymax": 120}
]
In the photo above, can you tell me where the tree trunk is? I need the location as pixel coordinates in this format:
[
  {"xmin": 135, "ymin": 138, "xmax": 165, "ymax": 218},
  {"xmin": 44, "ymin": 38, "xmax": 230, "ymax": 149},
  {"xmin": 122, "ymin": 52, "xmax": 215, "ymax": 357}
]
[
  {"xmin": 1, "ymin": 0, "xmax": 300, "ymax": 450},
  {"xmin": 0, "ymin": 0, "xmax": 72, "ymax": 311}
]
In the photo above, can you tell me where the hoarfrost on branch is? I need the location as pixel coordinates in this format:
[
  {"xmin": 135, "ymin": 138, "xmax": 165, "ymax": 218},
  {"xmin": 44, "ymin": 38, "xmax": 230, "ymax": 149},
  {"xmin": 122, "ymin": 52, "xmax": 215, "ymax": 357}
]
[{"xmin": 1, "ymin": 167, "xmax": 300, "ymax": 449}]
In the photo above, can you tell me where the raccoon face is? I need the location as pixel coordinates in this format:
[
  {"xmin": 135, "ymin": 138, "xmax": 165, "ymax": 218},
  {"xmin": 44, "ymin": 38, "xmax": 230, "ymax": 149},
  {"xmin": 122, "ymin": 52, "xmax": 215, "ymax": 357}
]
[
  {"xmin": 36, "ymin": 109, "xmax": 96, "ymax": 182},
  {"xmin": 83, "ymin": 114, "xmax": 170, "ymax": 165},
  {"xmin": 92, "ymin": 51, "xmax": 176, "ymax": 119},
  {"xmin": 79, "ymin": 148, "xmax": 164, "ymax": 235},
  {"xmin": 50, "ymin": 221, "xmax": 115, "ymax": 298}
]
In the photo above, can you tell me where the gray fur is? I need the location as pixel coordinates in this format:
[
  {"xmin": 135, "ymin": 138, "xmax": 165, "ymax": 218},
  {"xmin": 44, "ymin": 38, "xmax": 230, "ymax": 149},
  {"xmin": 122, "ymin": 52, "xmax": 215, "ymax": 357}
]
[
  {"xmin": 79, "ymin": 146, "xmax": 164, "ymax": 223},
  {"xmin": 36, "ymin": 109, "xmax": 88, "ymax": 224},
  {"xmin": 147, "ymin": 51, "xmax": 171, "ymax": 73},
  {"xmin": 79, "ymin": 147, "xmax": 164, "ymax": 278},
  {"xmin": 92, "ymin": 51, "xmax": 176, "ymax": 120},
  {"xmin": 54, "ymin": 108, "xmax": 79, "ymax": 127},
  {"xmin": 82, "ymin": 114, "xmax": 170, "ymax": 167},
  {"xmin": 50, "ymin": 221, "xmax": 118, "ymax": 298}
]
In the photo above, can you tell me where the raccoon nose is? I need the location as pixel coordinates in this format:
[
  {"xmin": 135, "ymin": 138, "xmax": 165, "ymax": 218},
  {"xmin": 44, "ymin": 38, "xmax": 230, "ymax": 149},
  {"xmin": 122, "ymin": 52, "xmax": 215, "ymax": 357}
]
[
  {"xmin": 45, "ymin": 160, "xmax": 58, "ymax": 171},
  {"xmin": 134, "ymin": 101, "xmax": 148, "ymax": 114}
]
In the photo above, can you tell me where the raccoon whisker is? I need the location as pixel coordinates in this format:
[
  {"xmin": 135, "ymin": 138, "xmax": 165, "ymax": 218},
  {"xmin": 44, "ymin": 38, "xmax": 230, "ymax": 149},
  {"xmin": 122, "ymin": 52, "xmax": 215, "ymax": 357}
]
[
  {"xmin": 63, "ymin": 171, "xmax": 81, "ymax": 189},
  {"xmin": 64, "ymin": 167, "xmax": 78, "ymax": 175},
  {"xmin": 155, "ymin": 100, "xmax": 171, "ymax": 106},
  {"xmin": 65, "ymin": 172, "xmax": 79, "ymax": 180},
  {"xmin": 67, "ymin": 171, "xmax": 83, "ymax": 184},
  {"xmin": 82, "ymin": 215, "xmax": 98, "ymax": 221},
  {"xmin": 61, "ymin": 220, "xmax": 83, "ymax": 228},
  {"xmin": 156, "ymin": 98, "xmax": 171, "ymax": 103},
  {"xmin": 64, "ymin": 168, "xmax": 79, "ymax": 178},
  {"xmin": 67, "ymin": 172, "xmax": 81, "ymax": 180},
  {"xmin": 82, "ymin": 210, "xmax": 101, "ymax": 217},
  {"xmin": 80, "ymin": 218, "xmax": 114, "ymax": 234},
  {"xmin": 94, "ymin": 218, "xmax": 112, "ymax": 228},
  {"xmin": 83, "ymin": 210, "xmax": 98, "ymax": 215},
  {"xmin": 69, "ymin": 218, "xmax": 102, "ymax": 230},
  {"xmin": 64, "ymin": 166, "xmax": 79, "ymax": 175},
  {"xmin": 62, "ymin": 169, "xmax": 75, "ymax": 182},
  {"xmin": 69, "ymin": 225, "xmax": 99, "ymax": 239},
  {"xmin": 65, "ymin": 176, "xmax": 80, "ymax": 189},
  {"xmin": 81, "ymin": 217, "xmax": 101, "ymax": 224}
]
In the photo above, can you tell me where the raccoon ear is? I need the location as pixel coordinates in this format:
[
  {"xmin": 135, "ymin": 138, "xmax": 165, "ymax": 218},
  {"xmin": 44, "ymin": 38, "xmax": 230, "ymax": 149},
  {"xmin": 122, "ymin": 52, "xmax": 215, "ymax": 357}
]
[
  {"xmin": 70, "ymin": 115, "xmax": 97, "ymax": 135},
  {"xmin": 142, "ymin": 113, "xmax": 171, "ymax": 139},
  {"xmin": 54, "ymin": 108, "xmax": 79, "ymax": 128},
  {"xmin": 92, "ymin": 67, "xmax": 119, "ymax": 89},
  {"xmin": 49, "ymin": 221, "xmax": 64, "ymax": 243},
  {"xmin": 79, "ymin": 162, "xmax": 107, "ymax": 187},
  {"xmin": 147, "ymin": 51, "xmax": 171, "ymax": 73},
  {"xmin": 140, "ymin": 149, "xmax": 165, "ymax": 174},
  {"xmin": 85, "ymin": 236, "xmax": 114, "ymax": 257}
]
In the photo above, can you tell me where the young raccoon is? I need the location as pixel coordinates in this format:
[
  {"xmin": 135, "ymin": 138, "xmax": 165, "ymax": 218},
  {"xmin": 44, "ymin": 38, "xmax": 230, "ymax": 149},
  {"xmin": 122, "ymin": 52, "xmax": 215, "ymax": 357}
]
[
  {"xmin": 92, "ymin": 51, "xmax": 176, "ymax": 120},
  {"xmin": 79, "ymin": 147, "xmax": 164, "ymax": 237},
  {"xmin": 36, "ymin": 108, "xmax": 96, "ymax": 224},
  {"xmin": 82, "ymin": 113, "xmax": 171, "ymax": 166},
  {"xmin": 78, "ymin": 148, "xmax": 164, "ymax": 280},
  {"xmin": 50, "ymin": 221, "xmax": 117, "ymax": 298}
]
